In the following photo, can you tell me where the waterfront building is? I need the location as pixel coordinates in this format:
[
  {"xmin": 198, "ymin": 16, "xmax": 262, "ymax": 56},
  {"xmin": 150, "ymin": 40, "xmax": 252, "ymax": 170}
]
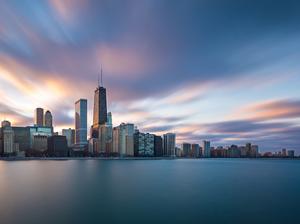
[
  {"xmin": 154, "ymin": 135, "xmax": 163, "ymax": 157},
  {"xmin": 112, "ymin": 127, "xmax": 120, "ymax": 154},
  {"xmin": 32, "ymin": 135, "xmax": 48, "ymax": 152},
  {"xmin": 91, "ymin": 71, "xmax": 107, "ymax": 138},
  {"xmin": 202, "ymin": 140, "xmax": 211, "ymax": 158},
  {"xmin": 228, "ymin": 145, "xmax": 241, "ymax": 158},
  {"xmin": 62, "ymin": 128, "xmax": 75, "ymax": 147},
  {"xmin": 29, "ymin": 126, "xmax": 52, "ymax": 149},
  {"xmin": 175, "ymin": 147, "xmax": 182, "ymax": 157},
  {"xmin": 47, "ymin": 135, "xmax": 68, "ymax": 157},
  {"xmin": 113, "ymin": 123, "xmax": 134, "ymax": 156},
  {"xmin": 251, "ymin": 145, "xmax": 259, "ymax": 157},
  {"xmin": 88, "ymin": 138, "xmax": 100, "ymax": 155},
  {"xmin": 240, "ymin": 146, "xmax": 247, "ymax": 157},
  {"xmin": 163, "ymin": 133, "xmax": 176, "ymax": 157},
  {"xmin": 288, "ymin": 150, "xmax": 295, "ymax": 158},
  {"xmin": 44, "ymin": 110, "xmax": 53, "ymax": 127},
  {"xmin": 191, "ymin": 144, "xmax": 200, "ymax": 157},
  {"xmin": 98, "ymin": 124, "xmax": 108, "ymax": 153},
  {"xmin": 35, "ymin": 108, "xmax": 44, "ymax": 126},
  {"xmin": 282, "ymin": 148, "xmax": 287, "ymax": 157},
  {"xmin": 245, "ymin": 143, "xmax": 252, "ymax": 157},
  {"xmin": 75, "ymin": 99, "xmax": 87, "ymax": 145},
  {"xmin": 12, "ymin": 127, "xmax": 30, "ymax": 151},
  {"xmin": 182, "ymin": 142, "xmax": 192, "ymax": 157},
  {"xmin": 134, "ymin": 132, "xmax": 154, "ymax": 157},
  {"xmin": 3, "ymin": 125, "xmax": 14, "ymax": 154}
]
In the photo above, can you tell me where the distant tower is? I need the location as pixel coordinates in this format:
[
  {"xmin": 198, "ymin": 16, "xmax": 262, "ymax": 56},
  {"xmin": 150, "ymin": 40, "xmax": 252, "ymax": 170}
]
[
  {"xmin": 163, "ymin": 133, "xmax": 176, "ymax": 157},
  {"xmin": 44, "ymin": 110, "xmax": 53, "ymax": 127},
  {"xmin": 202, "ymin": 140, "xmax": 211, "ymax": 158},
  {"xmin": 75, "ymin": 99, "xmax": 87, "ymax": 145},
  {"xmin": 91, "ymin": 68, "xmax": 107, "ymax": 138},
  {"xmin": 34, "ymin": 108, "xmax": 44, "ymax": 126}
]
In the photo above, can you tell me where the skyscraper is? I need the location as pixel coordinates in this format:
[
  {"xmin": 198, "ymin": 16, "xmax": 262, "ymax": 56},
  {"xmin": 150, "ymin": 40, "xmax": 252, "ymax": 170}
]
[
  {"xmin": 154, "ymin": 135, "xmax": 163, "ymax": 157},
  {"xmin": 44, "ymin": 110, "xmax": 53, "ymax": 127},
  {"xmin": 182, "ymin": 142, "xmax": 192, "ymax": 157},
  {"xmin": 202, "ymin": 140, "xmax": 211, "ymax": 157},
  {"xmin": 163, "ymin": 133, "xmax": 176, "ymax": 157},
  {"xmin": 75, "ymin": 99, "xmax": 87, "ymax": 145},
  {"xmin": 34, "ymin": 108, "xmax": 44, "ymax": 126},
  {"xmin": 114, "ymin": 123, "xmax": 134, "ymax": 156},
  {"xmin": 62, "ymin": 128, "xmax": 75, "ymax": 147},
  {"xmin": 91, "ymin": 70, "xmax": 107, "ymax": 138},
  {"xmin": 134, "ymin": 132, "xmax": 155, "ymax": 157}
]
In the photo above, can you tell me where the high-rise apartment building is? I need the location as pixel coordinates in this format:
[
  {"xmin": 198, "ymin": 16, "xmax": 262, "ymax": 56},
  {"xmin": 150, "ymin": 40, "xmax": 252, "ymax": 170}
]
[
  {"xmin": 34, "ymin": 108, "xmax": 44, "ymax": 126},
  {"xmin": 44, "ymin": 110, "xmax": 53, "ymax": 127},
  {"xmin": 191, "ymin": 144, "xmax": 200, "ymax": 157},
  {"xmin": 75, "ymin": 99, "xmax": 87, "ymax": 145},
  {"xmin": 154, "ymin": 135, "xmax": 163, "ymax": 157},
  {"xmin": 182, "ymin": 142, "xmax": 192, "ymax": 157},
  {"xmin": 62, "ymin": 128, "xmax": 75, "ymax": 147},
  {"xmin": 134, "ymin": 132, "xmax": 154, "ymax": 157},
  {"xmin": 163, "ymin": 133, "xmax": 176, "ymax": 157},
  {"xmin": 113, "ymin": 123, "xmax": 134, "ymax": 156},
  {"xmin": 202, "ymin": 140, "xmax": 211, "ymax": 157}
]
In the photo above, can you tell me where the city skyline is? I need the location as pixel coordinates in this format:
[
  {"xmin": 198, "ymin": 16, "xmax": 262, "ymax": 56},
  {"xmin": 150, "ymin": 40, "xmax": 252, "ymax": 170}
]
[{"xmin": 0, "ymin": 1, "xmax": 300, "ymax": 152}]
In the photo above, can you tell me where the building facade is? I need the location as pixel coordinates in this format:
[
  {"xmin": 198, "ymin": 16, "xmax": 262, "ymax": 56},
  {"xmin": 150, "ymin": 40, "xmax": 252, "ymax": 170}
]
[
  {"xmin": 44, "ymin": 110, "xmax": 53, "ymax": 127},
  {"xmin": 163, "ymin": 133, "xmax": 176, "ymax": 157},
  {"xmin": 202, "ymin": 140, "xmax": 211, "ymax": 158},
  {"xmin": 75, "ymin": 99, "xmax": 87, "ymax": 145},
  {"xmin": 182, "ymin": 143, "xmax": 192, "ymax": 157},
  {"xmin": 47, "ymin": 135, "xmax": 68, "ymax": 157},
  {"xmin": 113, "ymin": 123, "xmax": 134, "ymax": 156},
  {"xmin": 154, "ymin": 135, "xmax": 163, "ymax": 157},
  {"xmin": 62, "ymin": 128, "xmax": 75, "ymax": 147},
  {"xmin": 134, "ymin": 132, "xmax": 154, "ymax": 157},
  {"xmin": 35, "ymin": 108, "xmax": 44, "ymax": 126},
  {"xmin": 91, "ymin": 84, "xmax": 107, "ymax": 138}
]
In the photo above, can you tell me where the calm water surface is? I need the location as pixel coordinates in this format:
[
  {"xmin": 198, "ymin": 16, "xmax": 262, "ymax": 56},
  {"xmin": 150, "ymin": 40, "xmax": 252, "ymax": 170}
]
[{"xmin": 0, "ymin": 159, "xmax": 299, "ymax": 224}]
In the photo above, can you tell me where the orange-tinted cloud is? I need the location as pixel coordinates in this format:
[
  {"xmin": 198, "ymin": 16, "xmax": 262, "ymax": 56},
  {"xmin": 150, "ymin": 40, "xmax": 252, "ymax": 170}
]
[{"xmin": 234, "ymin": 99, "xmax": 300, "ymax": 121}]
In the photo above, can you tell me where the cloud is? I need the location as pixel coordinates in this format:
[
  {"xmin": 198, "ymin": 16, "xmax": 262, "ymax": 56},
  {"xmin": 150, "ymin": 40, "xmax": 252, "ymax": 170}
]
[{"xmin": 235, "ymin": 99, "xmax": 300, "ymax": 121}]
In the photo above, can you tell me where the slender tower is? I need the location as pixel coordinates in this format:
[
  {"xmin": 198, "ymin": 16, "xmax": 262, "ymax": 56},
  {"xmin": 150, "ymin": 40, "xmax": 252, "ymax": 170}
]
[{"xmin": 91, "ymin": 67, "xmax": 107, "ymax": 138}]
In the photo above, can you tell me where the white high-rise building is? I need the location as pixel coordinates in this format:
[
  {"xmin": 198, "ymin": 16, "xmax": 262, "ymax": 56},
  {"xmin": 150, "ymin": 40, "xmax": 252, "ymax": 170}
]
[
  {"xmin": 62, "ymin": 128, "xmax": 75, "ymax": 147},
  {"xmin": 113, "ymin": 123, "xmax": 134, "ymax": 156},
  {"xmin": 202, "ymin": 140, "xmax": 211, "ymax": 158},
  {"xmin": 163, "ymin": 133, "xmax": 176, "ymax": 157},
  {"xmin": 2, "ymin": 121, "xmax": 15, "ymax": 154}
]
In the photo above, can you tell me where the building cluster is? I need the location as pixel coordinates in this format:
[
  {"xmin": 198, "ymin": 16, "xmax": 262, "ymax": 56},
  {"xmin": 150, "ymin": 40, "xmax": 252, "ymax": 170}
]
[
  {"xmin": 0, "ymin": 75, "xmax": 177, "ymax": 158},
  {"xmin": 176, "ymin": 141, "xmax": 295, "ymax": 158},
  {"xmin": 262, "ymin": 148, "xmax": 295, "ymax": 158},
  {"xmin": 0, "ymin": 74, "xmax": 297, "ymax": 158}
]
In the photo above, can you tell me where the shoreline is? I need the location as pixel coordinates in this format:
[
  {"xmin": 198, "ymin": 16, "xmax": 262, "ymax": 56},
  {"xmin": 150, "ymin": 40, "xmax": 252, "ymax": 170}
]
[{"xmin": 0, "ymin": 157, "xmax": 299, "ymax": 161}]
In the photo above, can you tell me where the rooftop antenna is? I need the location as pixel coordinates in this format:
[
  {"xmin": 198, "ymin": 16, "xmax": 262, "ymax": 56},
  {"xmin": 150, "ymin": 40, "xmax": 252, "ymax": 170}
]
[{"xmin": 100, "ymin": 65, "xmax": 103, "ymax": 87}]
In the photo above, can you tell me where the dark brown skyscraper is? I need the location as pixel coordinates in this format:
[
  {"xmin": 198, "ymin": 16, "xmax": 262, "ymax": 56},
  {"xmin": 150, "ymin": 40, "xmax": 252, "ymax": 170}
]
[
  {"xmin": 91, "ymin": 69, "xmax": 107, "ymax": 138},
  {"xmin": 34, "ymin": 108, "xmax": 44, "ymax": 126}
]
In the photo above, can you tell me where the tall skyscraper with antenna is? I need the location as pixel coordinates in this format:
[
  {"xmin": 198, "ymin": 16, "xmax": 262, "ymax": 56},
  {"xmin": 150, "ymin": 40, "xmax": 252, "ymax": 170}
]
[{"xmin": 91, "ymin": 68, "xmax": 107, "ymax": 138}]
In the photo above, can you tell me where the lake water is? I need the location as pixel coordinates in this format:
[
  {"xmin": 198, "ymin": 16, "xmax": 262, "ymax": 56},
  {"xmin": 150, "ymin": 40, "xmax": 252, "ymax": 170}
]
[{"xmin": 0, "ymin": 159, "xmax": 299, "ymax": 224}]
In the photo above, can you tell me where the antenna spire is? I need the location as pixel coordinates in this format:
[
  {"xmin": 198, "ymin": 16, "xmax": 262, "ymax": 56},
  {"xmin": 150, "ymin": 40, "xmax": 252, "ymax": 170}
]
[{"xmin": 100, "ymin": 65, "xmax": 103, "ymax": 87}]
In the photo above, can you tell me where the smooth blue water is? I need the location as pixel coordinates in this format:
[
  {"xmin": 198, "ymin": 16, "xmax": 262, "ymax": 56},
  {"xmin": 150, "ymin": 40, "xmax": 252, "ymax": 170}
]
[{"xmin": 0, "ymin": 159, "xmax": 299, "ymax": 224}]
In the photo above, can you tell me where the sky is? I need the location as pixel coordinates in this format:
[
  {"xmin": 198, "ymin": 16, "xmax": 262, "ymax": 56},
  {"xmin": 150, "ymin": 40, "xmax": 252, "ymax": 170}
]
[{"xmin": 0, "ymin": 0, "xmax": 300, "ymax": 153}]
